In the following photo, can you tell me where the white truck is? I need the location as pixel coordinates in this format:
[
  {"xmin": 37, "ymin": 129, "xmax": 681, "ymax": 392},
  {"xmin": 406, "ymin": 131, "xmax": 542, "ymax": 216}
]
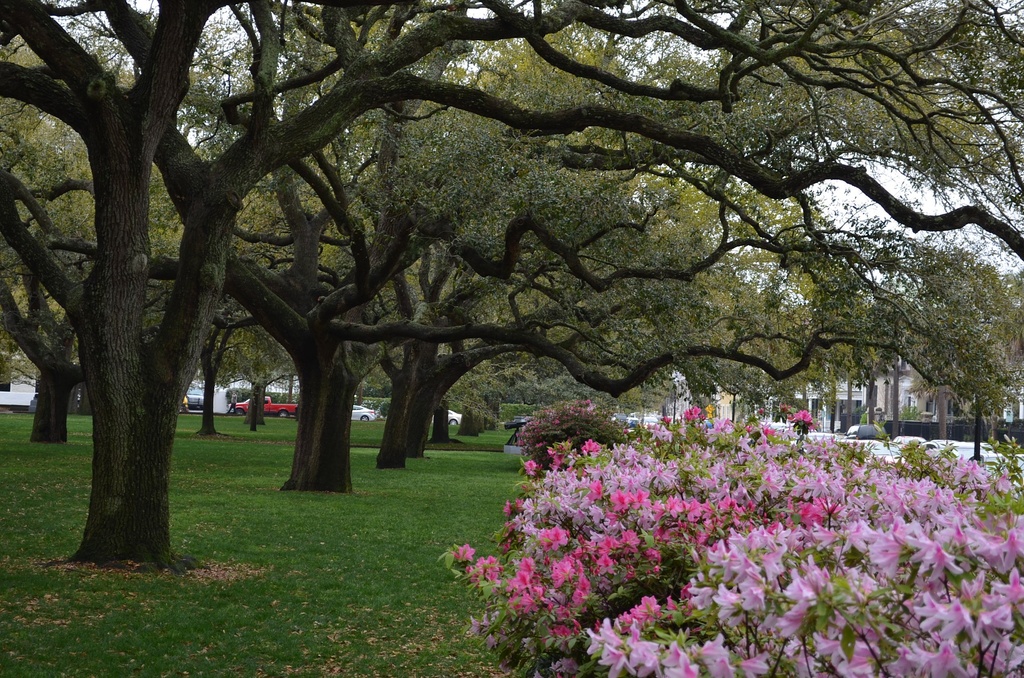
[{"xmin": 0, "ymin": 390, "xmax": 36, "ymax": 412}]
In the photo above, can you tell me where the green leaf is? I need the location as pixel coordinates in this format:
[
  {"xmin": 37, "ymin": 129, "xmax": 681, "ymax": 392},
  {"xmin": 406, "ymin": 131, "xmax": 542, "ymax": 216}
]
[{"xmin": 841, "ymin": 625, "xmax": 856, "ymax": 661}]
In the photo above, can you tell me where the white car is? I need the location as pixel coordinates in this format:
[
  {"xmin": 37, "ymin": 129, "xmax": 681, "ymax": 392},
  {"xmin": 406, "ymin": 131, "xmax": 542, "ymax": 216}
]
[
  {"xmin": 856, "ymin": 438, "xmax": 901, "ymax": 461},
  {"xmin": 630, "ymin": 412, "xmax": 663, "ymax": 426},
  {"xmin": 924, "ymin": 439, "xmax": 997, "ymax": 463},
  {"xmin": 447, "ymin": 410, "xmax": 462, "ymax": 426},
  {"xmin": 351, "ymin": 405, "xmax": 377, "ymax": 421}
]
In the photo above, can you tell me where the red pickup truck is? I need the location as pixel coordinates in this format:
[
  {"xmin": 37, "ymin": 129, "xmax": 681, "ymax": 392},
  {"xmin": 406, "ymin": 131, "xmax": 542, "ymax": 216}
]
[{"xmin": 234, "ymin": 396, "xmax": 298, "ymax": 418}]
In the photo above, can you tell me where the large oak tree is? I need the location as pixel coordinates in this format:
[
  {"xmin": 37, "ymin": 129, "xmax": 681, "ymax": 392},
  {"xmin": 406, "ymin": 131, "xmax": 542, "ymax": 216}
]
[{"xmin": 2, "ymin": 0, "xmax": 1021, "ymax": 566}]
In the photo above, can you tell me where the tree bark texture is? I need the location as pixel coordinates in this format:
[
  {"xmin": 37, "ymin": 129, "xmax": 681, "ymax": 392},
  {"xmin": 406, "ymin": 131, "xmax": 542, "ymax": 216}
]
[
  {"xmin": 195, "ymin": 328, "xmax": 226, "ymax": 436},
  {"xmin": 248, "ymin": 382, "xmax": 266, "ymax": 431},
  {"xmin": 281, "ymin": 346, "xmax": 365, "ymax": 492},
  {"xmin": 430, "ymin": 406, "xmax": 452, "ymax": 444},
  {"xmin": 30, "ymin": 367, "xmax": 79, "ymax": 443},
  {"xmin": 73, "ymin": 392, "xmax": 179, "ymax": 564},
  {"xmin": 376, "ymin": 373, "xmax": 435, "ymax": 468},
  {"xmin": 457, "ymin": 409, "xmax": 484, "ymax": 436},
  {"xmin": 376, "ymin": 343, "xmax": 439, "ymax": 468}
]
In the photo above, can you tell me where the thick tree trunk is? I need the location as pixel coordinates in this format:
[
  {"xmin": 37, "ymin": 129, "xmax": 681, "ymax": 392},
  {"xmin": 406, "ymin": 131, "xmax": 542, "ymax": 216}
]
[
  {"xmin": 282, "ymin": 349, "xmax": 362, "ymax": 492},
  {"xmin": 377, "ymin": 341, "xmax": 509, "ymax": 465},
  {"xmin": 283, "ymin": 380, "xmax": 356, "ymax": 492},
  {"xmin": 68, "ymin": 163, "xmax": 235, "ymax": 565},
  {"xmin": 30, "ymin": 368, "xmax": 80, "ymax": 443},
  {"xmin": 377, "ymin": 381, "xmax": 435, "ymax": 468},
  {"xmin": 377, "ymin": 342, "xmax": 439, "ymax": 468},
  {"xmin": 197, "ymin": 376, "xmax": 218, "ymax": 436},
  {"xmin": 866, "ymin": 375, "xmax": 877, "ymax": 424},
  {"xmin": 430, "ymin": 405, "xmax": 452, "ymax": 443},
  {"xmin": 457, "ymin": 409, "xmax": 484, "ymax": 436},
  {"xmin": 196, "ymin": 333, "xmax": 221, "ymax": 436},
  {"xmin": 73, "ymin": 391, "xmax": 179, "ymax": 564},
  {"xmin": 247, "ymin": 382, "xmax": 266, "ymax": 431},
  {"xmin": 68, "ymin": 141, "xmax": 186, "ymax": 565}
]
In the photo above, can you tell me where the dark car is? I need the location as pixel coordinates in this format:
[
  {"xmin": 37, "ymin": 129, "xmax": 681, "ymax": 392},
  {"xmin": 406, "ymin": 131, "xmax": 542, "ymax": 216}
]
[
  {"xmin": 846, "ymin": 424, "xmax": 884, "ymax": 440},
  {"xmin": 612, "ymin": 412, "xmax": 639, "ymax": 428}
]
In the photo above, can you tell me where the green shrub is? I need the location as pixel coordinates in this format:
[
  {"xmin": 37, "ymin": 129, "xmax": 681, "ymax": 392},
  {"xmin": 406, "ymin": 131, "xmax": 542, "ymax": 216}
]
[
  {"xmin": 517, "ymin": 399, "xmax": 626, "ymax": 469},
  {"xmin": 900, "ymin": 405, "xmax": 921, "ymax": 421}
]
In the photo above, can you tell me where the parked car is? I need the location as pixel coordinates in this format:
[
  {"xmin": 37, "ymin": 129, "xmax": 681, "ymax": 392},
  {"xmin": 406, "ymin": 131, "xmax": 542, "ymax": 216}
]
[
  {"xmin": 612, "ymin": 413, "xmax": 639, "ymax": 427},
  {"xmin": 845, "ymin": 423, "xmax": 884, "ymax": 440},
  {"xmin": 234, "ymin": 396, "xmax": 298, "ymax": 417},
  {"xmin": 924, "ymin": 439, "xmax": 997, "ymax": 463},
  {"xmin": 352, "ymin": 405, "xmax": 377, "ymax": 421},
  {"xmin": 631, "ymin": 412, "xmax": 663, "ymax": 427},
  {"xmin": 859, "ymin": 439, "xmax": 900, "ymax": 461},
  {"xmin": 447, "ymin": 410, "xmax": 462, "ymax": 426}
]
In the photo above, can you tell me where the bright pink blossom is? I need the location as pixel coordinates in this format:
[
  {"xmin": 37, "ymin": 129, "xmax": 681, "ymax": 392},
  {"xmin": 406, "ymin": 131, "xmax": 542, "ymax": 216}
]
[{"xmin": 448, "ymin": 413, "xmax": 1024, "ymax": 677}]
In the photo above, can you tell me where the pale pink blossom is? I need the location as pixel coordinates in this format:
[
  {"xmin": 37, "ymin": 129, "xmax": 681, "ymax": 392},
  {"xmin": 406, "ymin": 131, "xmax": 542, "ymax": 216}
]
[{"xmin": 662, "ymin": 642, "xmax": 700, "ymax": 678}]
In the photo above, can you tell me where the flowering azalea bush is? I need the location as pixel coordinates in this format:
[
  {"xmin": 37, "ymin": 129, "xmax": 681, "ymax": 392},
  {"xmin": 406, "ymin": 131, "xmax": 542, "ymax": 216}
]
[
  {"xmin": 517, "ymin": 400, "xmax": 627, "ymax": 471},
  {"xmin": 447, "ymin": 416, "xmax": 1024, "ymax": 677}
]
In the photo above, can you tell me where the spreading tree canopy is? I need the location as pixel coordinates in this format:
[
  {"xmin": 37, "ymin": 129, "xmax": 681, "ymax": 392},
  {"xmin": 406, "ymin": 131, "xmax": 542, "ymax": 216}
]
[{"xmin": 0, "ymin": 0, "xmax": 1021, "ymax": 565}]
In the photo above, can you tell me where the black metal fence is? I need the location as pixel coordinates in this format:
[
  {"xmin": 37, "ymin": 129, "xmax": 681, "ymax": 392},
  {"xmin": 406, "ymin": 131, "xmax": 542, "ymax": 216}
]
[{"xmin": 829, "ymin": 414, "xmax": 1024, "ymax": 444}]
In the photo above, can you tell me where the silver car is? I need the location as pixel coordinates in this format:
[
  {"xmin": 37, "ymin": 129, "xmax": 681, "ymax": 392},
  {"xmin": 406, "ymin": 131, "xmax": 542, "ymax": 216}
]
[{"xmin": 351, "ymin": 405, "xmax": 377, "ymax": 421}]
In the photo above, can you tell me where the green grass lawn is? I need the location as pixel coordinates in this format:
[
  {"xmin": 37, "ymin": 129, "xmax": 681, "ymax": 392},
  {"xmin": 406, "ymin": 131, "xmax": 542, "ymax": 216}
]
[
  {"xmin": 0, "ymin": 414, "xmax": 522, "ymax": 677},
  {"xmin": 192, "ymin": 413, "xmax": 511, "ymax": 452}
]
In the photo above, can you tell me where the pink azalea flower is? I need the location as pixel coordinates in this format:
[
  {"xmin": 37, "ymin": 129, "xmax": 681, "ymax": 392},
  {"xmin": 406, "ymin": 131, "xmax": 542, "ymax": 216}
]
[
  {"xmin": 738, "ymin": 653, "xmax": 770, "ymax": 677},
  {"xmin": 683, "ymin": 406, "xmax": 704, "ymax": 422},
  {"xmin": 594, "ymin": 553, "xmax": 615, "ymax": 574},
  {"xmin": 550, "ymin": 556, "xmax": 577, "ymax": 587},
  {"xmin": 624, "ymin": 595, "xmax": 662, "ymax": 625},
  {"xmin": 787, "ymin": 409, "xmax": 815, "ymax": 428},
  {"xmin": 698, "ymin": 635, "xmax": 735, "ymax": 678},
  {"xmin": 650, "ymin": 425, "xmax": 673, "ymax": 442},
  {"xmin": 452, "ymin": 412, "xmax": 1024, "ymax": 677},
  {"xmin": 976, "ymin": 601, "xmax": 1014, "ymax": 642},
  {"xmin": 453, "ymin": 543, "xmax": 475, "ymax": 561},
  {"xmin": 906, "ymin": 533, "xmax": 964, "ymax": 582},
  {"xmin": 662, "ymin": 642, "xmax": 700, "ymax": 678},
  {"xmin": 917, "ymin": 593, "xmax": 974, "ymax": 641},
  {"xmin": 992, "ymin": 568, "xmax": 1024, "ymax": 604},
  {"xmin": 914, "ymin": 640, "xmax": 970, "ymax": 678},
  {"xmin": 798, "ymin": 500, "xmax": 826, "ymax": 526},
  {"xmin": 538, "ymin": 526, "xmax": 570, "ymax": 551},
  {"xmin": 867, "ymin": 531, "xmax": 905, "ymax": 578},
  {"xmin": 713, "ymin": 584, "xmax": 743, "ymax": 624},
  {"xmin": 775, "ymin": 600, "xmax": 810, "ymax": 637},
  {"xmin": 610, "ymin": 489, "xmax": 631, "ymax": 513},
  {"xmin": 975, "ymin": 519, "xmax": 1024, "ymax": 573},
  {"xmin": 571, "ymin": 576, "xmax": 591, "ymax": 605},
  {"xmin": 664, "ymin": 495, "xmax": 685, "ymax": 516}
]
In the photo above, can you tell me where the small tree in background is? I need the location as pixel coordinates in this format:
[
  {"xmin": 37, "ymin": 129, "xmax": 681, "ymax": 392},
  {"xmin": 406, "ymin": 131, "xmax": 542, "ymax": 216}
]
[{"xmin": 518, "ymin": 400, "xmax": 626, "ymax": 470}]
